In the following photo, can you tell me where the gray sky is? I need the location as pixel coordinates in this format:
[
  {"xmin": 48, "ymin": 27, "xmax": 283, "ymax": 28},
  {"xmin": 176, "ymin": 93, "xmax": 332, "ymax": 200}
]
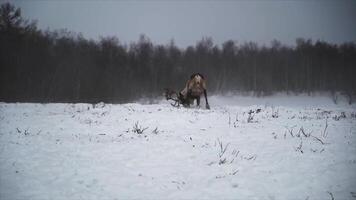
[{"xmin": 11, "ymin": 0, "xmax": 356, "ymax": 48}]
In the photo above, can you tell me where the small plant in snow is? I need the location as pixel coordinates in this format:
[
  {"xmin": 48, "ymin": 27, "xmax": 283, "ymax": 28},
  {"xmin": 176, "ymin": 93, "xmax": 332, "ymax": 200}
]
[
  {"xmin": 229, "ymin": 112, "xmax": 239, "ymax": 128},
  {"xmin": 272, "ymin": 107, "xmax": 279, "ymax": 118},
  {"xmin": 295, "ymin": 139, "xmax": 304, "ymax": 154},
  {"xmin": 351, "ymin": 112, "xmax": 356, "ymax": 119},
  {"xmin": 341, "ymin": 112, "xmax": 346, "ymax": 118},
  {"xmin": 321, "ymin": 119, "xmax": 329, "ymax": 138},
  {"xmin": 16, "ymin": 128, "xmax": 30, "ymax": 136},
  {"xmin": 23, "ymin": 128, "xmax": 30, "ymax": 136},
  {"xmin": 216, "ymin": 139, "xmax": 239, "ymax": 165},
  {"xmin": 285, "ymin": 125, "xmax": 297, "ymax": 137},
  {"xmin": 217, "ymin": 139, "xmax": 229, "ymax": 165},
  {"xmin": 152, "ymin": 127, "xmax": 159, "ymax": 134},
  {"xmin": 246, "ymin": 109, "xmax": 262, "ymax": 123},
  {"xmin": 233, "ymin": 112, "xmax": 239, "ymax": 127},
  {"xmin": 132, "ymin": 121, "xmax": 148, "ymax": 134},
  {"xmin": 228, "ymin": 112, "xmax": 231, "ymax": 127},
  {"xmin": 297, "ymin": 126, "xmax": 312, "ymax": 138},
  {"xmin": 332, "ymin": 112, "xmax": 346, "ymax": 121},
  {"xmin": 327, "ymin": 191, "xmax": 335, "ymax": 200},
  {"xmin": 247, "ymin": 110, "xmax": 255, "ymax": 123},
  {"xmin": 301, "ymin": 121, "xmax": 328, "ymax": 145}
]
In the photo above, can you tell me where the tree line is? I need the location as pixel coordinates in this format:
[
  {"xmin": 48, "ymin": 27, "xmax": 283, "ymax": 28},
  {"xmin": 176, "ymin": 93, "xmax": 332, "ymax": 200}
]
[{"xmin": 1, "ymin": 3, "xmax": 355, "ymax": 103}]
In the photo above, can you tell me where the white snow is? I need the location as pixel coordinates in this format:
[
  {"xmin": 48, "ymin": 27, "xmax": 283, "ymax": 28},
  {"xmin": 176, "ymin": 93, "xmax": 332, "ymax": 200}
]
[{"xmin": 1, "ymin": 95, "xmax": 356, "ymax": 199}]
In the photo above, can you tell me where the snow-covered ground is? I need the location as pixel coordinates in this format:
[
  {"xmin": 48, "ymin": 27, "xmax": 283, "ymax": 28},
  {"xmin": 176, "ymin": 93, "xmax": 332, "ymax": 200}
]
[{"xmin": 1, "ymin": 94, "xmax": 356, "ymax": 199}]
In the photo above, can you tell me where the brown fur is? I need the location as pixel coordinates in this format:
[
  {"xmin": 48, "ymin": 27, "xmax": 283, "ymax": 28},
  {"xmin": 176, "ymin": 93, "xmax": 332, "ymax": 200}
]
[{"xmin": 180, "ymin": 73, "xmax": 210, "ymax": 109}]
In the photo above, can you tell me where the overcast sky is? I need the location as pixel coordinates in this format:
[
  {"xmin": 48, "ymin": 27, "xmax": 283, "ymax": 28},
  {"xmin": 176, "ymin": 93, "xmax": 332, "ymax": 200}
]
[{"xmin": 12, "ymin": 0, "xmax": 356, "ymax": 48}]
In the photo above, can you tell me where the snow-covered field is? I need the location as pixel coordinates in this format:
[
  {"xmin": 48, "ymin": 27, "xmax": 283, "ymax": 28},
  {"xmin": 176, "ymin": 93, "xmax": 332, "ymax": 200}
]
[{"xmin": 1, "ymin": 94, "xmax": 356, "ymax": 199}]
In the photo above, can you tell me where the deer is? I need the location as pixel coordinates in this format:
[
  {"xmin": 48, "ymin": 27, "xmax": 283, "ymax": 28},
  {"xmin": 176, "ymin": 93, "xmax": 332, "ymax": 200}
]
[{"xmin": 164, "ymin": 73, "xmax": 210, "ymax": 109}]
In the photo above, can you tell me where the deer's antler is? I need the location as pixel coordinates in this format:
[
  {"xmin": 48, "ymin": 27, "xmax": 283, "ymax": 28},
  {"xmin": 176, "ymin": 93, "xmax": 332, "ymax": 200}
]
[{"xmin": 164, "ymin": 88, "xmax": 181, "ymax": 107}]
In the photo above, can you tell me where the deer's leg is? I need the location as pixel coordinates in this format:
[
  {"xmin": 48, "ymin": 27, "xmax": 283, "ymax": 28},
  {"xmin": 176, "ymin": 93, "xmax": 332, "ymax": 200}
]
[
  {"xmin": 178, "ymin": 92, "xmax": 185, "ymax": 104},
  {"xmin": 187, "ymin": 89, "xmax": 193, "ymax": 106},
  {"xmin": 204, "ymin": 89, "xmax": 210, "ymax": 109},
  {"xmin": 196, "ymin": 96, "xmax": 200, "ymax": 106}
]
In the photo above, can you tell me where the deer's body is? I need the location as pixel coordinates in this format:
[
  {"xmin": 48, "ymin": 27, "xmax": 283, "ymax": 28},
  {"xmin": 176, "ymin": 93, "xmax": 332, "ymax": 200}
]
[
  {"xmin": 179, "ymin": 73, "xmax": 210, "ymax": 109},
  {"xmin": 164, "ymin": 73, "xmax": 210, "ymax": 109}
]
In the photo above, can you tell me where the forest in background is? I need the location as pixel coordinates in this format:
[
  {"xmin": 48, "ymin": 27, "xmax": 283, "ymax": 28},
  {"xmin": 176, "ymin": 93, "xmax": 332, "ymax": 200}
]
[{"xmin": 1, "ymin": 3, "xmax": 355, "ymax": 103}]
